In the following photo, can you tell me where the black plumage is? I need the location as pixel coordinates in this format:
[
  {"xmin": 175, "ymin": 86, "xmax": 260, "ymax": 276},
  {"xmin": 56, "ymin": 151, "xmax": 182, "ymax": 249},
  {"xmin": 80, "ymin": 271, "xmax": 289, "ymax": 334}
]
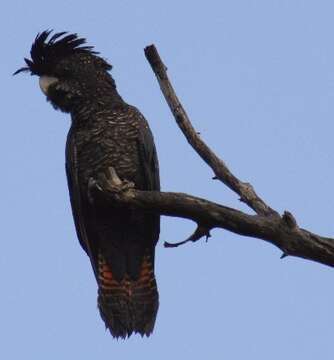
[{"xmin": 15, "ymin": 31, "xmax": 160, "ymax": 338}]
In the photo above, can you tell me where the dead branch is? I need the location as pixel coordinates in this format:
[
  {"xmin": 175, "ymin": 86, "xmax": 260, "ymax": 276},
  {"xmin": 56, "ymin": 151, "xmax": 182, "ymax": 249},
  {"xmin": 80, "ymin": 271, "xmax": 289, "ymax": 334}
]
[
  {"xmin": 90, "ymin": 166, "xmax": 334, "ymax": 268},
  {"xmin": 144, "ymin": 45, "xmax": 276, "ymax": 217},
  {"xmin": 90, "ymin": 44, "xmax": 334, "ymax": 269}
]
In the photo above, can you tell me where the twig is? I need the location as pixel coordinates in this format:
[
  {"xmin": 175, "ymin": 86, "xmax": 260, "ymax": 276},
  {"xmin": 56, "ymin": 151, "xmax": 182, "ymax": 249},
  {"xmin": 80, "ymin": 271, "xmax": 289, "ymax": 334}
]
[{"xmin": 164, "ymin": 225, "xmax": 211, "ymax": 248}]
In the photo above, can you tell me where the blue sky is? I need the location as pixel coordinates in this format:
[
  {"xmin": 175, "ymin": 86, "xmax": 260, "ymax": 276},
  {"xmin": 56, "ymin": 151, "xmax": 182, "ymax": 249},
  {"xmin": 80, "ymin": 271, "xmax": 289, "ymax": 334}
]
[{"xmin": 2, "ymin": 1, "xmax": 334, "ymax": 359}]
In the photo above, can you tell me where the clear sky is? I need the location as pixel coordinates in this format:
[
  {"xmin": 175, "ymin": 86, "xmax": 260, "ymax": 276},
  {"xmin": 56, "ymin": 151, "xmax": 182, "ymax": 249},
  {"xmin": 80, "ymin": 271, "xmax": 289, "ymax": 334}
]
[{"xmin": 2, "ymin": 1, "xmax": 334, "ymax": 359}]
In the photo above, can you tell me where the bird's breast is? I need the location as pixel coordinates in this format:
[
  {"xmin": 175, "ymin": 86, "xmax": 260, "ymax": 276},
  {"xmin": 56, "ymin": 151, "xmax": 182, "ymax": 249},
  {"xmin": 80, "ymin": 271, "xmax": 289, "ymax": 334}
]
[{"xmin": 73, "ymin": 121, "xmax": 141, "ymax": 190}]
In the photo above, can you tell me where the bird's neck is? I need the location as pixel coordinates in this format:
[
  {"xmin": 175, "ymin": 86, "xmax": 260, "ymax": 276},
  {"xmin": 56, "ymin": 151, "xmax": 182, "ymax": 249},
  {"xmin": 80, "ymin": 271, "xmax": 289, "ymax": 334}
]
[{"xmin": 70, "ymin": 88, "xmax": 125, "ymax": 125}]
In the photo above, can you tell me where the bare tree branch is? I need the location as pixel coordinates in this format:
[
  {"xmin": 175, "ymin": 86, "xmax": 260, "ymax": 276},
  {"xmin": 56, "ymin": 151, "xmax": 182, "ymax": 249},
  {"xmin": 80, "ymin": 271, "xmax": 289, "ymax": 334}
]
[
  {"xmin": 89, "ymin": 44, "xmax": 334, "ymax": 270},
  {"xmin": 144, "ymin": 44, "xmax": 276, "ymax": 217},
  {"xmin": 89, "ymin": 167, "xmax": 334, "ymax": 268}
]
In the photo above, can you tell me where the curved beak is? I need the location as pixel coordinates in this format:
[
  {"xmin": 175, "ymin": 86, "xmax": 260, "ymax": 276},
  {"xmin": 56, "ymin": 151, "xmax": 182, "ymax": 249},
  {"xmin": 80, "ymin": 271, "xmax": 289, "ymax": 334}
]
[{"xmin": 39, "ymin": 76, "xmax": 58, "ymax": 95}]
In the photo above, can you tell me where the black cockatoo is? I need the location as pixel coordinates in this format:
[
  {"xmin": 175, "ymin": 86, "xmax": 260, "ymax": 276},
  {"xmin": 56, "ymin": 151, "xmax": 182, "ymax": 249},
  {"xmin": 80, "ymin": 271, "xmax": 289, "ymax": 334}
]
[{"xmin": 15, "ymin": 31, "xmax": 160, "ymax": 338}]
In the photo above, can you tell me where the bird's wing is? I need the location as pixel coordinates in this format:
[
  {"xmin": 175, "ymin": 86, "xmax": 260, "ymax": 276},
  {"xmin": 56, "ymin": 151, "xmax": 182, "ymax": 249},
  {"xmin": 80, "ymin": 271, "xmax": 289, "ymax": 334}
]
[
  {"xmin": 135, "ymin": 109, "xmax": 160, "ymax": 248},
  {"xmin": 137, "ymin": 116, "xmax": 160, "ymax": 191},
  {"xmin": 65, "ymin": 126, "xmax": 98, "ymax": 278}
]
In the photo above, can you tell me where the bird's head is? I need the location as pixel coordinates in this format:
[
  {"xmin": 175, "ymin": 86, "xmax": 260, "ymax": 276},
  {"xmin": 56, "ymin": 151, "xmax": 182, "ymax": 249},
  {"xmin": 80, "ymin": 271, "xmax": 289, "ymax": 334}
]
[{"xmin": 14, "ymin": 30, "xmax": 115, "ymax": 113}]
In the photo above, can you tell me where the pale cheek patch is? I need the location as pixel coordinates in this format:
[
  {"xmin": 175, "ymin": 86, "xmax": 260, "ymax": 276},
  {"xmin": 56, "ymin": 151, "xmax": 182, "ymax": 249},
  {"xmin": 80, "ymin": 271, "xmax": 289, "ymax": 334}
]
[{"xmin": 39, "ymin": 76, "xmax": 59, "ymax": 95}]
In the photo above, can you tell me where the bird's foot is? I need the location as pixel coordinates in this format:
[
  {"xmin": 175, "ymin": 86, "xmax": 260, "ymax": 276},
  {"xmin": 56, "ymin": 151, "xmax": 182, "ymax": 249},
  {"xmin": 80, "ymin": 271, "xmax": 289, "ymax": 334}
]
[
  {"xmin": 103, "ymin": 167, "xmax": 135, "ymax": 192},
  {"xmin": 88, "ymin": 168, "xmax": 135, "ymax": 204},
  {"xmin": 91, "ymin": 167, "xmax": 134, "ymax": 195}
]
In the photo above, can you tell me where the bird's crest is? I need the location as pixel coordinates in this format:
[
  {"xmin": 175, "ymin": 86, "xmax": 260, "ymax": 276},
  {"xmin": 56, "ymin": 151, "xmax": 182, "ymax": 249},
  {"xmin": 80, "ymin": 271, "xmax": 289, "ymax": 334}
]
[{"xmin": 14, "ymin": 30, "xmax": 110, "ymax": 76}]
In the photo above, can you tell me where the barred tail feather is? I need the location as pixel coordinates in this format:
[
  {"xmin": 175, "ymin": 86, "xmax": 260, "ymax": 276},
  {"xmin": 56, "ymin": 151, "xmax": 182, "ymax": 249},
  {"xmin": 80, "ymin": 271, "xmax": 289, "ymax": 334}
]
[{"xmin": 97, "ymin": 253, "xmax": 159, "ymax": 338}]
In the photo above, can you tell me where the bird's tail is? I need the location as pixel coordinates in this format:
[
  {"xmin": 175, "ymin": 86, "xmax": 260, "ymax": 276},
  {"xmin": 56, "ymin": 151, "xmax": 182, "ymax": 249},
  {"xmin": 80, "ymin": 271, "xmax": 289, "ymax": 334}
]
[{"xmin": 97, "ymin": 252, "xmax": 159, "ymax": 338}]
